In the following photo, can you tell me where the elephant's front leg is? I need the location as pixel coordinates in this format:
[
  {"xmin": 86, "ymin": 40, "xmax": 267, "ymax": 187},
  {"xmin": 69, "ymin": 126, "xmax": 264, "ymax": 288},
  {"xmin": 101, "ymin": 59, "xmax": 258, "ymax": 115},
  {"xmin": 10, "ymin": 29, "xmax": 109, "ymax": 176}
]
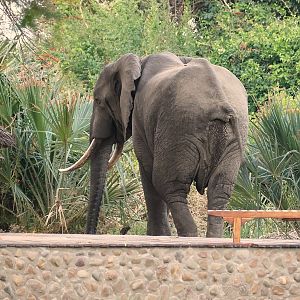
[{"xmin": 206, "ymin": 158, "xmax": 241, "ymax": 237}]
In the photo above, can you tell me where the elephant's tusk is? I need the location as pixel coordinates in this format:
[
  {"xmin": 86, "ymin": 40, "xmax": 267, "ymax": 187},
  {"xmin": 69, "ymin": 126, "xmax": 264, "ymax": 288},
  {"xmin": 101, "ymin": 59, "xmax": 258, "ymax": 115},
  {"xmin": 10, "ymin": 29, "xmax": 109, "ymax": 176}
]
[
  {"xmin": 59, "ymin": 138, "xmax": 96, "ymax": 172},
  {"xmin": 108, "ymin": 143, "xmax": 124, "ymax": 170},
  {"xmin": 59, "ymin": 139, "xmax": 124, "ymax": 173}
]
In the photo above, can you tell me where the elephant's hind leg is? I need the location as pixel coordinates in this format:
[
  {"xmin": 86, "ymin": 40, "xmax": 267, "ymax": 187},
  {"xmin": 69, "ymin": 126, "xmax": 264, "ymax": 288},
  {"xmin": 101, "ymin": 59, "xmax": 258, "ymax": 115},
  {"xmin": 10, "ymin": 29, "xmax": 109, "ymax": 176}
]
[
  {"xmin": 152, "ymin": 149, "xmax": 199, "ymax": 237},
  {"xmin": 153, "ymin": 177, "xmax": 198, "ymax": 237},
  {"xmin": 139, "ymin": 165, "xmax": 171, "ymax": 236},
  {"xmin": 168, "ymin": 199, "xmax": 198, "ymax": 237},
  {"xmin": 206, "ymin": 157, "xmax": 241, "ymax": 238}
]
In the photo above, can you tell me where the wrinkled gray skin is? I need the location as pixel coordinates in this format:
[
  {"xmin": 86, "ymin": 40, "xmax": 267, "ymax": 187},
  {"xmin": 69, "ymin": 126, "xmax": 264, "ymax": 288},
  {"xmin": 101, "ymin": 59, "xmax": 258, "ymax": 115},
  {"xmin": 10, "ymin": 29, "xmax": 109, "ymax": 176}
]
[{"xmin": 88, "ymin": 52, "xmax": 248, "ymax": 237}]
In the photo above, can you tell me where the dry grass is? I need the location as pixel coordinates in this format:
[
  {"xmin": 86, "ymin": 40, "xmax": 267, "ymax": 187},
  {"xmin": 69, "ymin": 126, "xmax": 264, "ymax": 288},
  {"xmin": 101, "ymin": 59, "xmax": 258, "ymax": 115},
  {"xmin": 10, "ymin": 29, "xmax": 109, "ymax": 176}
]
[{"xmin": 188, "ymin": 186, "xmax": 208, "ymax": 237}]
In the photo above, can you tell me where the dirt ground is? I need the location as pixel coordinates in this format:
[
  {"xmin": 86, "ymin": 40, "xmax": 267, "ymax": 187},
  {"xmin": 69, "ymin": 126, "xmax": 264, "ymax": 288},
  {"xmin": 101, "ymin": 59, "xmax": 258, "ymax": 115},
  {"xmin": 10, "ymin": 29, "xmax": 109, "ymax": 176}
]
[{"xmin": 188, "ymin": 186, "xmax": 208, "ymax": 237}]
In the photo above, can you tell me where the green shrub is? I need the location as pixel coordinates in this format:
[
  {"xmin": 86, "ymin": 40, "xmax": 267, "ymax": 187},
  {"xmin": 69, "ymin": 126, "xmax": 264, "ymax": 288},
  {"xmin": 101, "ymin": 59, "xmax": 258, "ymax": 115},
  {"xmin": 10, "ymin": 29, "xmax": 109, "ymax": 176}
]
[
  {"xmin": 197, "ymin": 1, "xmax": 300, "ymax": 112},
  {"xmin": 43, "ymin": 0, "xmax": 197, "ymax": 88},
  {"xmin": 44, "ymin": 0, "xmax": 300, "ymax": 111},
  {"xmin": 230, "ymin": 92, "xmax": 300, "ymax": 237}
]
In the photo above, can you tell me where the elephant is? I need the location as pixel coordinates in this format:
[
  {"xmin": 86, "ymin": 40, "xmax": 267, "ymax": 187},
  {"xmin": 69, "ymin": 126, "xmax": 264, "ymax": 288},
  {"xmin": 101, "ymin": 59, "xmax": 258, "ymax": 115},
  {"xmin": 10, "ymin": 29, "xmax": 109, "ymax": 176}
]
[{"xmin": 60, "ymin": 52, "xmax": 248, "ymax": 237}]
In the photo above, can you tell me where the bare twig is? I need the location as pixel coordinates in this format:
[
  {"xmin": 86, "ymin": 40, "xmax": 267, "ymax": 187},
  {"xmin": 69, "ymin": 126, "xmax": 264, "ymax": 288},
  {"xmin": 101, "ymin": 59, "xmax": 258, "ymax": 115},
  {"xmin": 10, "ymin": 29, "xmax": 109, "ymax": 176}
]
[
  {"xmin": 220, "ymin": 0, "xmax": 232, "ymax": 11},
  {"xmin": 45, "ymin": 188, "xmax": 69, "ymax": 233},
  {"xmin": 79, "ymin": 0, "xmax": 89, "ymax": 28}
]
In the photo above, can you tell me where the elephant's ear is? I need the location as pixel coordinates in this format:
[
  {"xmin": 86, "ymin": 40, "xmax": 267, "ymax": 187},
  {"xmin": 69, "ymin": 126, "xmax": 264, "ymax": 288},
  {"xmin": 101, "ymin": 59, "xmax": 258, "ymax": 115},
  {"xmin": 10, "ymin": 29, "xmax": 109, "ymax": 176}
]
[{"xmin": 117, "ymin": 54, "xmax": 141, "ymax": 140}]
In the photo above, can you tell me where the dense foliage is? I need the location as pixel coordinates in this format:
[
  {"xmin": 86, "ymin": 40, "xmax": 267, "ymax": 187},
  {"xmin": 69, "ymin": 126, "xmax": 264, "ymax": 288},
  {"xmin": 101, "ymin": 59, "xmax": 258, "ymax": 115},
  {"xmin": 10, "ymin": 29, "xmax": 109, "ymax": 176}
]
[
  {"xmin": 45, "ymin": 0, "xmax": 196, "ymax": 88},
  {"xmin": 0, "ymin": 0, "xmax": 299, "ymax": 236},
  {"xmin": 230, "ymin": 94, "xmax": 300, "ymax": 237},
  {"xmin": 197, "ymin": 1, "xmax": 300, "ymax": 112},
  {"xmin": 39, "ymin": 0, "xmax": 300, "ymax": 112}
]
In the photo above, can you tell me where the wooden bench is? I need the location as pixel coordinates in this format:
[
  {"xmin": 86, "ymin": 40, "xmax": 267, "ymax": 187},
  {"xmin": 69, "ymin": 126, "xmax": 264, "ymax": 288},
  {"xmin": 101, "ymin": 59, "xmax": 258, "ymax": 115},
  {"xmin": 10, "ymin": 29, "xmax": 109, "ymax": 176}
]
[{"xmin": 207, "ymin": 210, "xmax": 300, "ymax": 244}]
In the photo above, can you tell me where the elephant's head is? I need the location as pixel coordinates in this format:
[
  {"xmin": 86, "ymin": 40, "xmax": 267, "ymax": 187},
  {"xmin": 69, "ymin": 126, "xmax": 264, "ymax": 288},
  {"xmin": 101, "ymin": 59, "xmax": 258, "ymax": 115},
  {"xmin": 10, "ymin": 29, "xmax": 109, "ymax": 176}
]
[
  {"xmin": 92, "ymin": 53, "xmax": 141, "ymax": 142},
  {"xmin": 59, "ymin": 54, "xmax": 141, "ymax": 233}
]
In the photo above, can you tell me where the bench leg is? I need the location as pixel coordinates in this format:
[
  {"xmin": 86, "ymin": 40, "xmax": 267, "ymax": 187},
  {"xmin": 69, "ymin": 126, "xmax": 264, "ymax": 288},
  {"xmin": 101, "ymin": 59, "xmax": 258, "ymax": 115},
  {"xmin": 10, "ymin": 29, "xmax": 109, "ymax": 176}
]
[{"xmin": 233, "ymin": 217, "xmax": 242, "ymax": 244}]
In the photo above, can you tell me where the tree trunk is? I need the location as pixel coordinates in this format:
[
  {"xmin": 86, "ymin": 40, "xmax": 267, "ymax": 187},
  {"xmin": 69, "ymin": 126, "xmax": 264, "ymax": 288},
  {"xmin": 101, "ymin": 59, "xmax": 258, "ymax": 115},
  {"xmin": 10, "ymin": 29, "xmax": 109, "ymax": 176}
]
[{"xmin": 169, "ymin": 0, "xmax": 184, "ymax": 22}]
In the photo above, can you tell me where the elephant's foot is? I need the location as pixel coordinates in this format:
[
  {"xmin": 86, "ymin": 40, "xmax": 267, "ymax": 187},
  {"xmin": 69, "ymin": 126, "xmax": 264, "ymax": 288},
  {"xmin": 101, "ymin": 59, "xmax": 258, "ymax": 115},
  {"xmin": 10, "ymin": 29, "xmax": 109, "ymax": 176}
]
[
  {"xmin": 206, "ymin": 215, "xmax": 224, "ymax": 238},
  {"xmin": 168, "ymin": 201, "xmax": 198, "ymax": 237},
  {"xmin": 147, "ymin": 225, "xmax": 171, "ymax": 236}
]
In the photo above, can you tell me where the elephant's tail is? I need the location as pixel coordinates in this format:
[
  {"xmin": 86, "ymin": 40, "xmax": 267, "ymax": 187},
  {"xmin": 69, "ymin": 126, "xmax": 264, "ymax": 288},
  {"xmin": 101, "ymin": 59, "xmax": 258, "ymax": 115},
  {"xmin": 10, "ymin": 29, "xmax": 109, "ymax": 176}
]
[
  {"xmin": 229, "ymin": 113, "xmax": 244, "ymax": 159},
  {"xmin": 211, "ymin": 104, "xmax": 244, "ymax": 158}
]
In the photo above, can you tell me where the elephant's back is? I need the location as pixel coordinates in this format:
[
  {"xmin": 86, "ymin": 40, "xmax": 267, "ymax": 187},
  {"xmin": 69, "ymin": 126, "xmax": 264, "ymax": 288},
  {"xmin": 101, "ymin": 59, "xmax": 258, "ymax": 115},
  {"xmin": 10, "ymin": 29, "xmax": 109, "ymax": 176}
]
[{"xmin": 134, "ymin": 58, "xmax": 248, "ymax": 151}]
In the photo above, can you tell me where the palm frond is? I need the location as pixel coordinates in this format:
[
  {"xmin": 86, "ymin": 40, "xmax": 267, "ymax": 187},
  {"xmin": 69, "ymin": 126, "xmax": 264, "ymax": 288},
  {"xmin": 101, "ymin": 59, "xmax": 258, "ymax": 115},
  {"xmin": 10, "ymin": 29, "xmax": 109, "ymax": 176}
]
[{"xmin": 231, "ymin": 93, "xmax": 300, "ymax": 237}]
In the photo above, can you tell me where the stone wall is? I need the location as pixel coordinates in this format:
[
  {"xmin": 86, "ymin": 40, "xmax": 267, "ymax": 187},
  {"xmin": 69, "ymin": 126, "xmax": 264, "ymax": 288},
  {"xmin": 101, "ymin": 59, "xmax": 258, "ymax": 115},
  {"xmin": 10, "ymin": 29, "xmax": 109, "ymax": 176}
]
[{"xmin": 0, "ymin": 234, "xmax": 300, "ymax": 299}]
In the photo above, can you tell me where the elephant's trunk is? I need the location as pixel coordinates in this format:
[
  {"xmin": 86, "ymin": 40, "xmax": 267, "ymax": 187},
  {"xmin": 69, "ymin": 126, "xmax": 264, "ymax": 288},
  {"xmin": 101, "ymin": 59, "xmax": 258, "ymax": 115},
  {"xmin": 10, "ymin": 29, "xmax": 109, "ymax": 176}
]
[{"xmin": 86, "ymin": 139, "xmax": 113, "ymax": 234}]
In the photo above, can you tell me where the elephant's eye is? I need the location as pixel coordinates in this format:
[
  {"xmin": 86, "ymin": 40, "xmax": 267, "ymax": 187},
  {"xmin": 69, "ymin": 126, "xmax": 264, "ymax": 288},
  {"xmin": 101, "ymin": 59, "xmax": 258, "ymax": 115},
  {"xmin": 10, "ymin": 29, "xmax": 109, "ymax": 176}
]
[{"xmin": 94, "ymin": 97, "xmax": 102, "ymax": 104}]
